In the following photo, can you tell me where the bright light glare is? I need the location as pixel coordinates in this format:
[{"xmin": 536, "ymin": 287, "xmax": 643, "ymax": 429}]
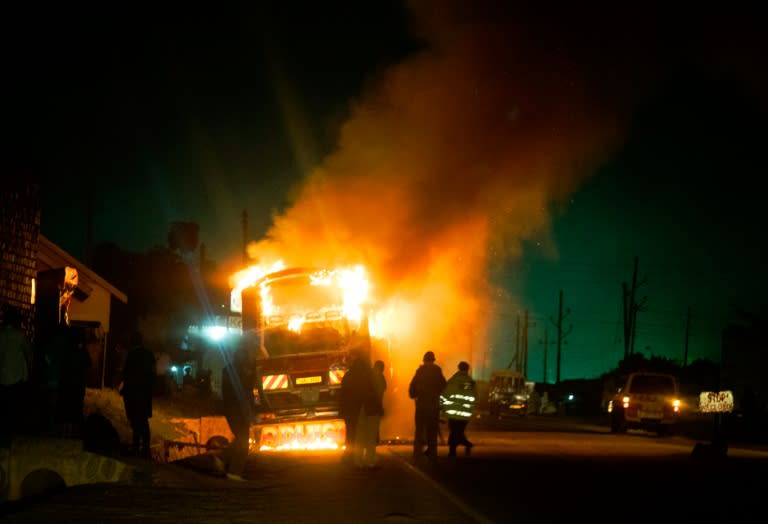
[{"xmin": 203, "ymin": 325, "xmax": 228, "ymax": 341}]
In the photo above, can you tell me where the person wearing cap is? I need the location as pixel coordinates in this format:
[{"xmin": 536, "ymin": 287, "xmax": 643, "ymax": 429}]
[
  {"xmin": 408, "ymin": 350, "xmax": 446, "ymax": 460},
  {"xmin": 441, "ymin": 361, "xmax": 477, "ymax": 456}
]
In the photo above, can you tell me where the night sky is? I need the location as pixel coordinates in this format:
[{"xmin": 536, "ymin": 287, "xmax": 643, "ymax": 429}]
[{"xmin": 10, "ymin": 1, "xmax": 768, "ymax": 380}]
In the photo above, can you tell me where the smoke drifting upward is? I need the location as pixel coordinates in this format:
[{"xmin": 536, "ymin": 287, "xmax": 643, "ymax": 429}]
[{"xmin": 247, "ymin": 2, "xmax": 636, "ymax": 435}]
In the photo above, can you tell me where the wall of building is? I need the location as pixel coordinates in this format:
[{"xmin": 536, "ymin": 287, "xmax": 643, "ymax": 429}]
[
  {"xmin": 0, "ymin": 182, "xmax": 40, "ymax": 339},
  {"xmin": 70, "ymin": 285, "xmax": 112, "ymax": 333}
]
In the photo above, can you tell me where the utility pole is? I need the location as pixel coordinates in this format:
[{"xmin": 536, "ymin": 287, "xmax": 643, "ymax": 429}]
[
  {"xmin": 510, "ymin": 313, "xmax": 521, "ymax": 370},
  {"xmin": 539, "ymin": 328, "xmax": 556, "ymax": 384},
  {"xmin": 622, "ymin": 256, "xmax": 647, "ymax": 358},
  {"xmin": 542, "ymin": 328, "xmax": 549, "ymax": 384},
  {"xmin": 550, "ymin": 290, "xmax": 572, "ymax": 385},
  {"xmin": 622, "ymin": 282, "xmax": 630, "ymax": 359},
  {"xmin": 85, "ymin": 189, "xmax": 93, "ymax": 266},
  {"xmin": 241, "ymin": 210, "xmax": 248, "ymax": 265},
  {"xmin": 683, "ymin": 306, "xmax": 691, "ymax": 367},
  {"xmin": 522, "ymin": 309, "xmax": 529, "ymax": 377}
]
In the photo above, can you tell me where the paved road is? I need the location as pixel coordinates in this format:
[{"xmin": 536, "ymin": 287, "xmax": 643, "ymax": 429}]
[
  {"xmin": 2, "ymin": 449, "xmax": 480, "ymax": 524},
  {"xmin": 3, "ymin": 416, "xmax": 767, "ymax": 523}
]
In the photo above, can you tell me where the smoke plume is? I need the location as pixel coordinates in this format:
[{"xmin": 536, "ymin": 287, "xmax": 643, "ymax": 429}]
[{"xmin": 247, "ymin": 2, "xmax": 635, "ymax": 437}]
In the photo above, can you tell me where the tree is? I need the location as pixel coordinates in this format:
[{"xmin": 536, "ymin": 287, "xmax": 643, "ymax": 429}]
[{"xmin": 168, "ymin": 221, "xmax": 200, "ymax": 255}]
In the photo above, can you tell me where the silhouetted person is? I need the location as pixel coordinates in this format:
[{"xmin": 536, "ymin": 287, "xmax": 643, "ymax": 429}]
[
  {"xmin": 354, "ymin": 359, "xmax": 387, "ymax": 469},
  {"xmin": 442, "ymin": 361, "xmax": 477, "ymax": 456},
  {"xmin": 349, "ymin": 356, "xmax": 385, "ymax": 469},
  {"xmin": 55, "ymin": 327, "xmax": 91, "ymax": 437},
  {"xmin": 120, "ymin": 331, "xmax": 156, "ymax": 459},
  {"xmin": 408, "ymin": 350, "xmax": 446, "ymax": 460},
  {"xmin": 182, "ymin": 367, "xmax": 195, "ymax": 388},
  {"xmin": 340, "ymin": 350, "xmax": 371, "ymax": 464},
  {"xmin": 741, "ymin": 386, "xmax": 760, "ymax": 438},
  {"xmin": 221, "ymin": 344, "xmax": 255, "ymax": 481},
  {"xmin": 197, "ymin": 369, "xmax": 212, "ymax": 396},
  {"xmin": 0, "ymin": 305, "xmax": 33, "ymax": 442}
]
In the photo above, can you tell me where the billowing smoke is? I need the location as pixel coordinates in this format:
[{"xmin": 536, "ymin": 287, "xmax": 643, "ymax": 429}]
[{"xmin": 246, "ymin": 2, "xmax": 634, "ymax": 437}]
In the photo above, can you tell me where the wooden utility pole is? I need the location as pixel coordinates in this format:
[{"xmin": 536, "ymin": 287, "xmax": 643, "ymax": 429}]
[
  {"xmin": 622, "ymin": 282, "xmax": 630, "ymax": 359},
  {"xmin": 550, "ymin": 290, "xmax": 572, "ymax": 385},
  {"xmin": 622, "ymin": 256, "xmax": 647, "ymax": 357},
  {"xmin": 522, "ymin": 309, "xmax": 529, "ymax": 377},
  {"xmin": 517, "ymin": 313, "xmax": 521, "ymax": 370},
  {"xmin": 556, "ymin": 290, "xmax": 564, "ymax": 384},
  {"xmin": 683, "ymin": 306, "xmax": 691, "ymax": 367},
  {"xmin": 541, "ymin": 328, "xmax": 549, "ymax": 384}
]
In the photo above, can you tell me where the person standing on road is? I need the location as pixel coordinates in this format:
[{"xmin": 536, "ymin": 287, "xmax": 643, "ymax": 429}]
[
  {"xmin": 55, "ymin": 327, "xmax": 92, "ymax": 438},
  {"xmin": 441, "ymin": 361, "xmax": 477, "ymax": 456},
  {"xmin": 120, "ymin": 331, "xmax": 156, "ymax": 459},
  {"xmin": 340, "ymin": 350, "xmax": 372, "ymax": 465},
  {"xmin": 221, "ymin": 343, "xmax": 255, "ymax": 481},
  {"xmin": 0, "ymin": 305, "xmax": 33, "ymax": 442},
  {"xmin": 353, "ymin": 359, "xmax": 387, "ymax": 469},
  {"xmin": 408, "ymin": 350, "xmax": 446, "ymax": 461}
]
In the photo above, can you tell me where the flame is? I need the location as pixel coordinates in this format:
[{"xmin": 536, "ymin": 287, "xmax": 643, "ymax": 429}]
[
  {"xmin": 258, "ymin": 421, "xmax": 346, "ymax": 452},
  {"xmin": 233, "ymin": 264, "xmax": 374, "ymax": 334},
  {"xmin": 329, "ymin": 265, "xmax": 369, "ymax": 326},
  {"xmin": 229, "ymin": 260, "xmax": 285, "ymax": 313}
]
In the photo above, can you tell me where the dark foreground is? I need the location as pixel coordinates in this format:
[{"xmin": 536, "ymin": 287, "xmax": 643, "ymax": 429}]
[{"xmin": 3, "ymin": 417, "xmax": 767, "ymax": 524}]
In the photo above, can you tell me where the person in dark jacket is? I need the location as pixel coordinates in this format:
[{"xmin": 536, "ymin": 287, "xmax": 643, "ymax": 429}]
[
  {"xmin": 0, "ymin": 305, "xmax": 33, "ymax": 442},
  {"xmin": 339, "ymin": 350, "xmax": 373, "ymax": 464},
  {"xmin": 55, "ymin": 327, "xmax": 91, "ymax": 438},
  {"xmin": 353, "ymin": 359, "xmax": 386, "ymax": 469},
  {"xmin": 221, "ymin": 343, "xmax": 255, "ymax": 481},
  {"xmin": 408, "ymin": 350, "xmax": 446, "ymax": 460},
  {"xmin": 120, "ymin": 331, "xmax": 156, "ymax": 459}
]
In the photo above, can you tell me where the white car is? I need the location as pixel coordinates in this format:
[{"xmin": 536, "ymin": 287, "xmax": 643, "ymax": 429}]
[{"xmin": 607, "ymin": 371, "xmax": 682, "ymax": 436}]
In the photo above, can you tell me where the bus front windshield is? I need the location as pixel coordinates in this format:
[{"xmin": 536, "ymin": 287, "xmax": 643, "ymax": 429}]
[{"xmin": 260, "ymin": 274, "xmax": 351, "ymax": 357}]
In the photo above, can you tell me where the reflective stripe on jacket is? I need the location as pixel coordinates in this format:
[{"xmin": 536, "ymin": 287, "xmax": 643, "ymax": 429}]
[{"xmin": 440, "ymin": 371, "xmax": 477, "ymax": 420}]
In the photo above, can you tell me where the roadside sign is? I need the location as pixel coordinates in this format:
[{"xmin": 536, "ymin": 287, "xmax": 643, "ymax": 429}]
[{"xmin": 699, "ymin": 391, "xmax": 734, "ymax": 413}]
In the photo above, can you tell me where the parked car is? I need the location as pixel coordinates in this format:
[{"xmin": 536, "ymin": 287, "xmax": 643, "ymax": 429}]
[{"xmin": 607, "ymin": 371, "xmax": 682, "ymax": 436}]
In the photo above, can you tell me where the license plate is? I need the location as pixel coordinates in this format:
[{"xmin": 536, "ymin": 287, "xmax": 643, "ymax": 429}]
[
  {"xmin": 638, "ymin": 411, "xmax": 662, "ymax": 419},
  {"xmin": 296, "ymin": 376, "xmax": 322, "ymax": 385}
]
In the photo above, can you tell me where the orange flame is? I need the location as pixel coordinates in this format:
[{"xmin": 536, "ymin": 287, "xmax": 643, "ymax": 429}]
[
  {"xmin": 232, "ymin": 264, "xmax": 375, "ymax": 335},
  {"xmin": 258, "ymin": 420, "xmax": 346, "ymax": 452}
]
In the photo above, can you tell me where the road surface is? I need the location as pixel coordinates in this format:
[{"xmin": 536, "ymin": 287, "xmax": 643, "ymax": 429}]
[{"xmin": 3, "ymin": 416, "xmax": 766, "ymax": 523}]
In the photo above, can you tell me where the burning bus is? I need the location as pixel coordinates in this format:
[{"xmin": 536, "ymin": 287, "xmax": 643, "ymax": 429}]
[{"xmin": 230, "ymin": 264, "xmax": 387, "ymax": 451}]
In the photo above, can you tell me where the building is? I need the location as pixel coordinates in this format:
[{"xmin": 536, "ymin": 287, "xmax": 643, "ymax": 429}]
[
  {"xmin": 36, "ymin": 234, "xmax": 128, "ymax": 387},
  {"xmin": 2, "ymin": 181, "xmax": 127, "ymax": 388}
]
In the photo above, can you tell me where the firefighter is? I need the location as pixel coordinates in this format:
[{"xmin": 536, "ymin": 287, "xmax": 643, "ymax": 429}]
[
  {"xmin": 441, "ymin": 361, "xmax": 477, "ymax": 456},
  {"xmin": 408, "ymin": 350, "xmax": 446, "ymax": 461}
]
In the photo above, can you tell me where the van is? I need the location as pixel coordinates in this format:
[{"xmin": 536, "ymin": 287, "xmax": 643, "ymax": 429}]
[{"xmin": 607, "ymin": 371, "xmax": 682, "ymax": 436}]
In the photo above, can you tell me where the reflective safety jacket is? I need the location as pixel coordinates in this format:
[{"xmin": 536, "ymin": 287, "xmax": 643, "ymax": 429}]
[{"xmin": 440, "ymin": 371, "xmax": 477, "ymax": 420}]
